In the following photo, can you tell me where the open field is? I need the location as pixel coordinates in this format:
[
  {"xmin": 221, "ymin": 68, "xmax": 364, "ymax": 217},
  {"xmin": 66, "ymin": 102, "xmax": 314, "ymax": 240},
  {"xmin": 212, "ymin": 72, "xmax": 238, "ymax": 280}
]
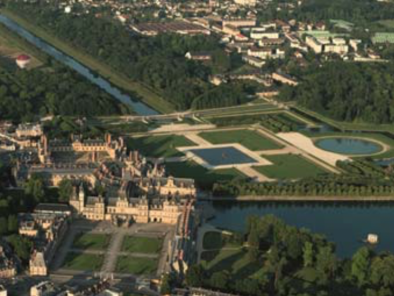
[
  {"xmin": 122, "ymin": 236, "xmax": 162, "ymax": 254},
  {"xmin": 62, "ymin": 252, "xmax": 104, "ymax": 271},
  {"xmin": 115, "ymin": 256, "xmax": 157, "ymax": 275},
  {"xmin": 165, "ymin": 161, "xmax": 246, "ymax": 188},
  {"xmin": 0, "ymin": 23, "xmax": 43, "ymax": 69},
  {"xmin": 126, "ymin": 135, "xmax": 195, "ymax": 158},
  {"xmin": 72, "ymin": 233, "xmax": 110, "ymax": 250},
  {"xmin": 253, "ymin": 154, "xmax": 328, "ymax": 179},
  {"xmin": 2, "ymin": 9, "xmax": 174, "ymax": 114},
  {"xmin": 199, "ymin": 129, "xmax": 282, "ymax": 151}
]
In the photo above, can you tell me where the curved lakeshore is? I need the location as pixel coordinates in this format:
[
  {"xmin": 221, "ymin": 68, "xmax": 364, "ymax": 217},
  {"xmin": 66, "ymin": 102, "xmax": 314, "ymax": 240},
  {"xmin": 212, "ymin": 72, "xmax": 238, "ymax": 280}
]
[{"xmin": 208, "ymin": 201, "xmax": 394, "ymax": 257}]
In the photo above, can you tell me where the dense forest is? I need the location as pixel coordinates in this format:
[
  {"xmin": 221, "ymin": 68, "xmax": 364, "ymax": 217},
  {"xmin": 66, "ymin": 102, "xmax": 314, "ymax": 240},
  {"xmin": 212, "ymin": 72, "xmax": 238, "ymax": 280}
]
[
  {"xmin": 294, "ymin": 0, "xmax": 394, "ymax": 25},
  {"xmin": 280, "ymin": 62, "xmax": 394, "ymax": 124},
  {"xmin": 7, "ymin": 2, "xmax": 254, "ymax": 110},
  {"xmin": 0, "ymin": 64, "xmax": 131, "ymax": 122},
  {"xmin": 179, "ymin": 215, "xmax": 394, "ymax": 296}
]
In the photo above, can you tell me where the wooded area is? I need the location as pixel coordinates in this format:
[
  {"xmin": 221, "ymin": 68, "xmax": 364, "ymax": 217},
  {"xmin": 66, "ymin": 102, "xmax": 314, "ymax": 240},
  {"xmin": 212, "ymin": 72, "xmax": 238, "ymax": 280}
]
[
  {"xmin": 280, "ymin": 62, "xmax": 394, "ymax": 124},
  {"xmin": 7, "ymin": 2, "xmax": 253, "ymax": 110}
]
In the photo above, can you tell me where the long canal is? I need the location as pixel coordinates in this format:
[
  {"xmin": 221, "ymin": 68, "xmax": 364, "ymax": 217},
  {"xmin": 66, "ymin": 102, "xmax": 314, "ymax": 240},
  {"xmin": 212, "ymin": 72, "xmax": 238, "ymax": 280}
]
[{"xmin": 0, "ymin": 14, "xmax": 159, "ymax": 116}]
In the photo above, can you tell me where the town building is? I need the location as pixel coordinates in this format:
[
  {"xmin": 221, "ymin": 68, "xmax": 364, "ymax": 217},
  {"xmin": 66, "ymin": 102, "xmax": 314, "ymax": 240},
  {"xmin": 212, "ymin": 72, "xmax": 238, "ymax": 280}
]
[
  {"xmin": 185, "ymin": 52, "xmax": 212, "ymax": 61},
  {"xmin": 15, "ymin": 123, "xmax": 43, "ymax": 138},
  {"xmin": 18, "ymin": 209, "xmax": 70, "ymax": 276},
  {"xmin": 0, "ymin": 285, "xmax": 6, "ymax": 296},
  {"xmin": 234, "ymin": 0, "xmax": 257, "ymax": 6},
  {"xmin": 272, "ymin": 72, "xmax": 298, "ymax": 86},
  {"xmin": 247, "ymin": 47, "xmax": 285, "ymax": 60},
  {"xmin": 131, "ymin": 21, "xmax": 210, "ymax": 36},
  {"xmin": 0, "ymin": 244, "xmax": 16, "ymax": 278}
]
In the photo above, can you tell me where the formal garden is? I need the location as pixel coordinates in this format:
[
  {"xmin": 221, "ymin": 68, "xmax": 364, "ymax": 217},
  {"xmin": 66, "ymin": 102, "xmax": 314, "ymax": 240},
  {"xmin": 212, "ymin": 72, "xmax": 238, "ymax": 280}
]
[
  {"xmin": 62, "ymin": 252, "xmax": 104, "ymax": 271},
  {"xmin": 121, "ymin": 236, "xmax": 162, "ymax": 254},
  {"xmin": 199, "ymin": 129, "xmax": 282, "ymax": 151},
  {"xmin": 72, "ymin": 233, "xmax": 111, "ymax": 250},
  {"xmin": 252, "ymin": 154, "xmax": 328, "ymax": 179}
]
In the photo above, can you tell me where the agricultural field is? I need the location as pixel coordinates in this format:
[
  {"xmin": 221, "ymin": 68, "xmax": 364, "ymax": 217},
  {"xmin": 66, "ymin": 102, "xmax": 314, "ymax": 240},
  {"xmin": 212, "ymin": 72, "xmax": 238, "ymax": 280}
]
[
  {"xmin": 72, "ymin": 233, "xmax": 110, "ymax": 250},
  {"xmin": 199, "ymin": 129, "xmax": 282, "ymax": 151},
  {"xmin": 165, "ymin": 161, "xmax": 246, "ymax": 189},
  {"xmin": 122, "ymin": 236, "xmax": 162, "ymax": 254},
  {"xmin": 126, "ymin": 135, "xmax": 195, "ymax": 158},
  {"xmin": 253, "ymin": 154, "xmax": 328, "ymax": 179},
  {"xmin": 62, "ymin": 253, "xmax": 103, "ymax": 271},
  {"xmin": 115, "ymin": 256, "xmax": 158, "ymax": 275}
]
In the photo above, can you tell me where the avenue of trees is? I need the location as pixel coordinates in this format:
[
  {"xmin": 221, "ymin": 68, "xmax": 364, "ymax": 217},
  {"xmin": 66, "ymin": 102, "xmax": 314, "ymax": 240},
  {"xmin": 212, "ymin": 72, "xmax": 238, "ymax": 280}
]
[
  {"xmin": 213, "ymin": 174, "xmax": 394, "ymax": 197},
  {"xmin": 184, "ymin": 215, "xmax": 394, "ymax": 296},
  {"xmin": 0, "ymin": 65, "xmax": 130, "ymax": 122},
  {"xmin": 7, "ymin": 2, "xmax": 254, "ymax": 110},
  {"xmin": 280, "ymin": 62, "xmax": 394, "ymax": 124}
]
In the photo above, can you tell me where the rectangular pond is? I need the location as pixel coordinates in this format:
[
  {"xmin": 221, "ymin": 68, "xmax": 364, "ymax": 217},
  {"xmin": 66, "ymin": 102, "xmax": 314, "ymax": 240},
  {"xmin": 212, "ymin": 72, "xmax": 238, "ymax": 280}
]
[{"xmin": 189, "ymin": 146, "xmax": 258, "ymax": 166}]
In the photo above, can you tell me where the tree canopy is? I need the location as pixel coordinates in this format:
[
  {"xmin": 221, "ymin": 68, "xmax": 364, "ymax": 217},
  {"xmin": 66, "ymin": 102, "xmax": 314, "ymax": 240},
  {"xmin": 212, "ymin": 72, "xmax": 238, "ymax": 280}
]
[{"xmin": 280, "ymin": 62, "xmax": 394, "ymax": 124}]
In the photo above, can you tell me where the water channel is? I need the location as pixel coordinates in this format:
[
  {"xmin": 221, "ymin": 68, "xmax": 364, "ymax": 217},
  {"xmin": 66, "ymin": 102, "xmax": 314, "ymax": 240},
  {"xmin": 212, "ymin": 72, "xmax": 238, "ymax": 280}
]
[{"xmin": 0, "ymin": 14, "xmax": 159, "ymax": 116}]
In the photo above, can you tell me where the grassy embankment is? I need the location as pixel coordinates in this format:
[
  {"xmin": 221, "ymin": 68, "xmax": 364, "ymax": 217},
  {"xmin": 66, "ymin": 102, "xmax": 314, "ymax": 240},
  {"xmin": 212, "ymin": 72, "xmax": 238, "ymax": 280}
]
[
  {"xmin": 2, "ymin": 9, "xmax": 175, "ymax": 114},
  {"xmin": 294, "ymin": 105, "xmax": 394, "ymax": 134}
]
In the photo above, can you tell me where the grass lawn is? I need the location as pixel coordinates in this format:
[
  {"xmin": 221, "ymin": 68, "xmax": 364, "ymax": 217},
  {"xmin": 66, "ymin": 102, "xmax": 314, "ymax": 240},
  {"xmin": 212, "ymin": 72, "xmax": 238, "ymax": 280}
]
[
  {"xmin": 253, "ymin": 154, "xmax": 328, "ymax": 179},
  {"xmin": 122, "ymin": 236, "xmax": 162, "ymax": 254},
  {"xmin": 126, "ymin": 135, "xmax": 195, "ymax": 158},
  {"xmin": 165, "ymin": 161, "xmax": 246, "ymax": 189},
  {"xmin": 72, "ymin": 233, "xmax": 110, "ymax": 250},
  {"xmin": 203, "ymin": 231, "xmax": 222, "ymax": 250},
  {"xmin": 2, "ymin": 9, "xmax": 174, "ymax": 114},
  {"xmin": 201, "ymin": 248, "xmax": 263, "ymax": 278},
  {"xmin": 62, "ymin": 252, "xmax": 103, "ymax": 271},
  {"xmin": 115, "ymin": 256, "xmax": 157, "ymax": 275},
  {"xmin": 199, "ymin": 129, "xmax": 282, "ymax": 151},
  {"xmin": 202, "ymin": 231, "xmax": 242, "ymax": 250}
]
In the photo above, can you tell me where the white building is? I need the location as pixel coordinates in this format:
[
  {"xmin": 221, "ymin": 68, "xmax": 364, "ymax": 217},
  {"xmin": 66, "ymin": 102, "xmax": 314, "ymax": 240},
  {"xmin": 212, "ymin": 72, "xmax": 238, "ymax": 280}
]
[
  {"xmin": 251, "ymin": 28, "xmax": 280, "ymax": 40},
  {"xmin": 234, "ymin": 0, "xmax": 257, "ymax": 6},
  {"xmin": 247, "ymin": 47, "xmax": 285, "ymax": 60}
]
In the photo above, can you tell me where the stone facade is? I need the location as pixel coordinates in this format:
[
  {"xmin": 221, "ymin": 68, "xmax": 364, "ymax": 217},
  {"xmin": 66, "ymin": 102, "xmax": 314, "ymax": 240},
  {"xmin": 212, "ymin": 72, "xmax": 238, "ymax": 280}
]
[{"xmin": 70, "ymin": 181, "xmax": 195, "ymax": 225}]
